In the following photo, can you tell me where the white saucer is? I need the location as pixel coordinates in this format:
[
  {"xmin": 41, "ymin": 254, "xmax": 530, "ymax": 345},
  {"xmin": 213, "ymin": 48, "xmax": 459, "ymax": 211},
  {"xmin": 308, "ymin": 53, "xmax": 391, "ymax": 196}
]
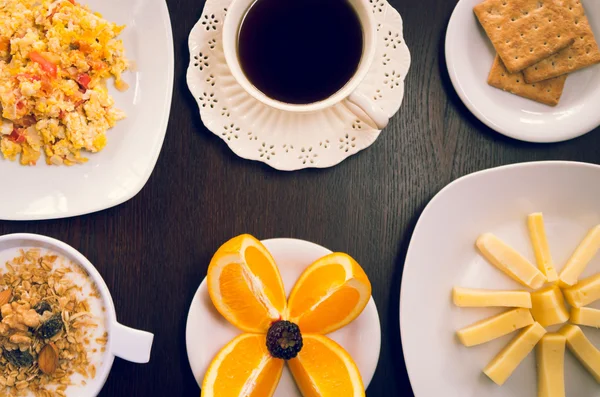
[
  {"xmin": 400, "ymin": 161, "xmax": 600, "ymax": 396},
  {"xmin": 186, "ymin": 238, "xmax": 381, "ymax": 395},
  {"xmin": 187, "ymin": 0, "xmax": 410, "ymax": 170},
  {"xmin": 446, "ymin": 0, "xmax": 600, "ymax": 143}
]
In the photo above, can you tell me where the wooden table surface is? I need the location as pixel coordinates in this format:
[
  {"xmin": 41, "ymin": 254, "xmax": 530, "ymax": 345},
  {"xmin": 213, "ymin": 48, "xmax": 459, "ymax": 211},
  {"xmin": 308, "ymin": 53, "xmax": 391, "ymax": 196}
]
[{"xmin": 2, "ymin": 0, "xmax": 600, "ymax": 395}]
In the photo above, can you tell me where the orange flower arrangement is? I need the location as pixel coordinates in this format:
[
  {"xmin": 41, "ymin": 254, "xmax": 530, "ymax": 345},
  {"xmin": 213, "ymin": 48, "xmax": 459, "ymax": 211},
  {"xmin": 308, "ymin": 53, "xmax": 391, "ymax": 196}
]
[{"xmin": 200, "ymin": 234, "xmax": 372, "ymax": 397}]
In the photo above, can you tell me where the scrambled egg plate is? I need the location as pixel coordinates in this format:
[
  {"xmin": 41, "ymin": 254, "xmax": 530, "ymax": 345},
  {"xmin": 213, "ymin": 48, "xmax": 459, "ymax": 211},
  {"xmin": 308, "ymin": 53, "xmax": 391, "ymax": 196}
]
[{"xmin": 0, "ymin": 0, "xmax": 128, "ymax": 166}]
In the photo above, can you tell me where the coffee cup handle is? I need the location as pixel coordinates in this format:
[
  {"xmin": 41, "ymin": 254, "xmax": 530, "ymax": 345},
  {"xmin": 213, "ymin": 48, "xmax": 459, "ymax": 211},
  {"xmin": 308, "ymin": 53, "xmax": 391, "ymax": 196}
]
[
  {"xmin": 347, "ymin": 91, "xmax": 389, "ymax": 130},
  {"xmin": 110, "ymin": 322, "xmax": 154, "ymax": 363}
]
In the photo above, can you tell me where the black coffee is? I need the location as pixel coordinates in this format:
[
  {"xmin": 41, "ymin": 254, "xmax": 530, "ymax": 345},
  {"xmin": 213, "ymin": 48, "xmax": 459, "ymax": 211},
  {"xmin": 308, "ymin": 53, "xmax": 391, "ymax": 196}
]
[{"xmin": 238, "ymin": 0, "xmax": 363, "ymax": 104}]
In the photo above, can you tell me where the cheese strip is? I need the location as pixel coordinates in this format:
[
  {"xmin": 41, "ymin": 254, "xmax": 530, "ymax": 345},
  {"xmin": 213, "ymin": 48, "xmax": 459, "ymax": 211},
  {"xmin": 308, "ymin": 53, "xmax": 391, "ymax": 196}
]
[
  {"xmin": 563, "ymin": 273, "xmax": 600, "ymax": 308},
  {"xmin": 527, "ymin": 213, "xmax": 558, "ymax": 282},
  {"xmin": 456, "ymin": 308, "xmax": 534, "ymax": 347},
  {"xmin": 570, "ymin": 308, "xmax": 600, "ymax": 329},
  {"xmin": 559, "ymin": 324, "xmax": 600, "ymax": 382},
  {"xmin": 483, "ymin": 322, "xmax": 546, "ymax": 385},
  {"xmin": 452, "ymin": 287, "xmax": 531, "ymax": 308},
  {"xmin": 476, "ymin": 233, "xmax": 546, "ymax": 289},
  {"xmin": 559, "ymin": 225, "xmax": 600, "ymax": 287},
  {"xmin": 530, "ymin": 285, "xmax": 569, "ymax": 327},
  {"xmin": 537, "ymin": 333, "xmax": 566, "ymax": 397}
]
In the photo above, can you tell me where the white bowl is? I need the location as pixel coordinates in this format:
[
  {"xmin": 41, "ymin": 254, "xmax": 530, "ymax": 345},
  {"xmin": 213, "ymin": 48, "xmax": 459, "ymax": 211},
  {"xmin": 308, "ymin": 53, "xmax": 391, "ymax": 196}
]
[
  {"xmin": 0, "ymin": 234, "xmax": 154, "ymax": 396},
  {"xmin": 446, "ymin": 0, "xmax": 600, "ymax": 143},
  {"xmin": 186, "ymin": 238, "xmax": 381, "ymax": 395},
  {"xmin": 401, "ymin": 161, "xmax": 600, "ymax": 396}
]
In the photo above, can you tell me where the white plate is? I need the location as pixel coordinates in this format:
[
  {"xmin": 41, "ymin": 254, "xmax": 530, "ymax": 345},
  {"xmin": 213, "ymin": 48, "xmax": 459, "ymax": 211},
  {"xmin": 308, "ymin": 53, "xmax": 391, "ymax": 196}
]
[
  {"xmin": 400, "ymin": 161, "xmax": 600, "ymax": 397},
  {"xmin": 446, "ymin": 0, "xmax": 600, "ymax": 143},
  {"xmin": 186, "ymin": 238, "xmax": 381, "ymax": 395},
  {"xmin": 0, "ymin": 0, "xmax": 174, "ymax": 220}
]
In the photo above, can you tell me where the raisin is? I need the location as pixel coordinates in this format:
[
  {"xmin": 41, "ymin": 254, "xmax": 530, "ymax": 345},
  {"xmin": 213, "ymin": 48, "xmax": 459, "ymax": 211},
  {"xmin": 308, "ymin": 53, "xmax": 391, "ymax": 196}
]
[
  {"xmin": 3, "ymin": 349, "xmax": 33, "ymax": 367},
  {"xmin": 36, "ymin": 314, "xmax": 63, "ymax": 339}
]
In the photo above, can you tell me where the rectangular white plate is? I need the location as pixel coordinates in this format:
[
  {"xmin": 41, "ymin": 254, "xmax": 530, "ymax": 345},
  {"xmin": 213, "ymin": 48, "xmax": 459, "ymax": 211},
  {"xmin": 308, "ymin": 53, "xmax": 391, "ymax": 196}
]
[
  {"xmin": 401, "ymin": 161, "xmax": 600, "ymax": 397},
  {"xmin": 0, "ymin": 0, "xmax": 174, "ymax": 220}
]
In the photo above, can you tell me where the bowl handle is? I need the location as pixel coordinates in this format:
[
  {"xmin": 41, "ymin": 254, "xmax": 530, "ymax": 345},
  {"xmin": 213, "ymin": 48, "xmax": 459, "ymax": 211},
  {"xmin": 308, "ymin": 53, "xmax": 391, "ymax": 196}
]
[
  {"xmin": 347, "ymin": 91, "xmax": 389, "ymax": 130},
  {"xmin": 110, "ymin": 322, "xmax": 154, "ymax": 363}
]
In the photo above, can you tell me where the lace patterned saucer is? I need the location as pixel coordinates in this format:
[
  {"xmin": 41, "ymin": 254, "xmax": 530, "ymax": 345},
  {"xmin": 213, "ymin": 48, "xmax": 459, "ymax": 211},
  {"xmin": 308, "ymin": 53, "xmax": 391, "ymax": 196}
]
[{"xmin": 187, "ymin": 0, "xmax": 411, "ymax": 171}]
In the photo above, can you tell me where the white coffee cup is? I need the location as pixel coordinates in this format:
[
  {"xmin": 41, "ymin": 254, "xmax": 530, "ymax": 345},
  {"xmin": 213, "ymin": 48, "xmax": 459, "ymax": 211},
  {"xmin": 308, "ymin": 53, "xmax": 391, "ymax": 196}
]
[
  {"xmin": 222, "ymin": 0, "xmax": 390, "ymax": 129},
  {"xmin": 0, "ymin": 234, "xmax": 153, "ymax": 397}
]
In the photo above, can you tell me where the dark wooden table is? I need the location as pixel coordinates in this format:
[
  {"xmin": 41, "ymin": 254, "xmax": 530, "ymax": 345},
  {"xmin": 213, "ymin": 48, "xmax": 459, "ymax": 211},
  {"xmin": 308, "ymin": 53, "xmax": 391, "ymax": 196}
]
[{"xmin": 2, "ymin": 0, "xmax": 600, "ymax": 395}]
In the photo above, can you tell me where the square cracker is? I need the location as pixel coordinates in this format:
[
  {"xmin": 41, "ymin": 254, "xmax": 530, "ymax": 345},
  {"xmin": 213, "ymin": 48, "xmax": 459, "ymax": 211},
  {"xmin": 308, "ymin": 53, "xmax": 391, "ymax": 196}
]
[
  {"xmin": 523, "ymin": 0, "xmax": 600, "ymax": 82},
  {"xmin": 488, "ymin": 55, "xmax": 567, "ymax": 105},
  {"xmin": 474, "ymin": 0, "xmax": 575, "ymax": 73}
]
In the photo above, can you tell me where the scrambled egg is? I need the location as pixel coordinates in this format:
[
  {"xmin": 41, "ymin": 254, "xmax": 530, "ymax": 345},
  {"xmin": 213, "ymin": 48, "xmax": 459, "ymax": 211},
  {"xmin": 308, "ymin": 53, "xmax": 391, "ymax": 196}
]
[{"xmin": 0, "ymin": 0, "xmax": 128, "ymax": 166}]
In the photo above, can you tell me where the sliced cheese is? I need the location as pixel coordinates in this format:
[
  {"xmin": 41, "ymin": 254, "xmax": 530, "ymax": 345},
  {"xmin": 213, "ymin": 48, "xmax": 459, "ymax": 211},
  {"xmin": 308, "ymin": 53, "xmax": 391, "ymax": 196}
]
[
  {"xmin": 570, "ymin": 307, "xmax": 600, "ymax": 329},
  {"xmin": 483, "ymin": 322, "xmax": 546, "ymax": 385},
  {"xmin": 559, "ymin": 324, "xmax": 600, "ymax": 383},
  {"xmin": 537, "ymin": 333, "xmax": 566, "ymax": 397},
  {"xmin": 559, "ymin": 225, "xmax": 600, "ymax": 287},
  {"xmin": 456, "ymin": 308, "xmax": 534, "ymax": 347},
  {"xmin": 562, "ymin": 273, "xmax": 600, "ymax": 308},
  {"xmin": 476, "ymin": 233, "xmax": 546, "ymax": 289},
  {"xmin": 527, "ymin": 213, "xmax": 558, "ymax": 282},
  {"xmin": 452, "ymin": 287, "xmax": 531, "ymax": 308},
  {"xmin": 530, "ymin": 285, "xmax": 569, "ymax": 327}
]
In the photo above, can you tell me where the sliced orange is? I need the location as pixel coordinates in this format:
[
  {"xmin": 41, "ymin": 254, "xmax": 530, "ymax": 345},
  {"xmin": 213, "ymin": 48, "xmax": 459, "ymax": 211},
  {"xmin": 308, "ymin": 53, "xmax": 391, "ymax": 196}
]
[
  {"xmin": 287, "ymin": 253, "xmax": 371, "ymax": 334},
  {"xmin": 201, "ymin": 334, "xmax": 284, "ymax": 397},
  {"xmin": 207, "ymin": 234, "xmax": 287, "ymax": 332},
  {"xmin": 288, "ymin": 334, "xmax": 365, "ymax": 397}
]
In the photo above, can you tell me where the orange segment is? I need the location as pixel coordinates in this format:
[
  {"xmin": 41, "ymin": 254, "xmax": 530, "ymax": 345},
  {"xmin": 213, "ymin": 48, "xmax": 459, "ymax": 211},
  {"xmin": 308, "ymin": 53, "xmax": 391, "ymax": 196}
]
[
  {"xmin": 208, "ymin": 235, "xmax": 286, "ymax": 333},
  {"xmin": 201, "ymin": 334, "xmax": 283, "ymax": 397},
  {"xmin": 288, "ymin": 334, "xmax": 365, "ymax": 397},
  {"xmin": 245, "ymin": 245, "xmax": 284, "ymax": 314},
  {"xmin": 287, "ymin": 253, "xmax": 371, "ymax": 334},
  {"xmin": 297, "ymin": 286, "xmax": 360, "ymax": 332},
  {"xmin": 288, "ymin": 264, "xmax": 347, "ymax": 316}
]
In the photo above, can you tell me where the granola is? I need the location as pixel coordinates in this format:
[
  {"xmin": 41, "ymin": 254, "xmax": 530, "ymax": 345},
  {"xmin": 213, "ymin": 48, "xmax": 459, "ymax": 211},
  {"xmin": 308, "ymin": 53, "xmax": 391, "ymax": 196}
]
[{"xmin": 0, "ymin": 249, "xmax": 104, "ymax": 396}]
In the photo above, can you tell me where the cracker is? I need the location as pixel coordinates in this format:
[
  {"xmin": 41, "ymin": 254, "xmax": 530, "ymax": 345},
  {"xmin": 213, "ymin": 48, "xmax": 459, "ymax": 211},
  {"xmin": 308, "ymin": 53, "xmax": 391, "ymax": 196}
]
[
  {"xmin": 487, "ymin": 55, "xmax": 567, "ymax": 105},
  {"xmin": 474, "ymin": 0, "xmax": 576, "ymax": 73},
  {"xmin": 523, "ymin": 0, "xmax": 600, "ymax": 82}
]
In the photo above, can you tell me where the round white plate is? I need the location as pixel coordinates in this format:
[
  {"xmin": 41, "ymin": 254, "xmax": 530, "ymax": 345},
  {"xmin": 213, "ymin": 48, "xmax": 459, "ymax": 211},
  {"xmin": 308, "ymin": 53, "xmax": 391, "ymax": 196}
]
[
  {"xmin": 446, "ymin": 0, "xmax": 600, "ymax": 143},
  {"xmin": 186, "ymin": 238, "xmax": 381, "ymax": 395},
  {"xmin": 400, "ymin": 161, "xmax": 600, "ymax": 397},
  {"xmin": 0, "ymin": 0, "xmax": 174, "ymax": 220},
  {"xmin": 187, "ymin": 0, "xmax": 410, "ymax": 171}
]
